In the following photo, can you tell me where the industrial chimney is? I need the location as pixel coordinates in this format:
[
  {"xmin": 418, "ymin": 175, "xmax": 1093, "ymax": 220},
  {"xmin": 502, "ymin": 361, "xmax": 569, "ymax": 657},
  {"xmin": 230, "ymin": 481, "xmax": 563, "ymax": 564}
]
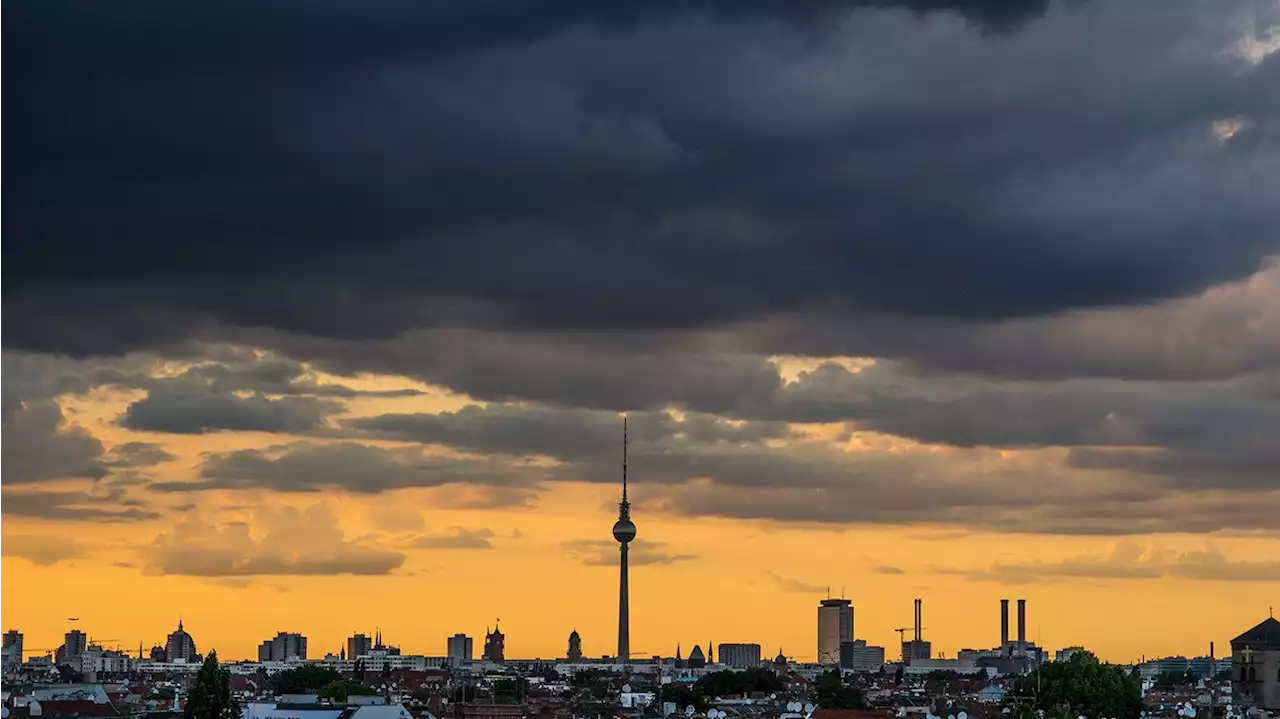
[
  {"xmin": 1000, "ymin": 599, "xmax": 1010, "ymax": 657},
  {"xmin": 914, "ymin": 598, "xmax": 923, "ymax": 642},
  {"xmin": 1016, "ymin": 598, "xmax": 1026, "ymax": 656}
]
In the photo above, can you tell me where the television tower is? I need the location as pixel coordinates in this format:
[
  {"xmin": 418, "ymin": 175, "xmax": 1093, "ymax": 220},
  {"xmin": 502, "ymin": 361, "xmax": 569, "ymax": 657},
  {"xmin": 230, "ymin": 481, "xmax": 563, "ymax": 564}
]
[{"xmin": 612, "ymin": 417, "xmax": 637, "ymax": 664}]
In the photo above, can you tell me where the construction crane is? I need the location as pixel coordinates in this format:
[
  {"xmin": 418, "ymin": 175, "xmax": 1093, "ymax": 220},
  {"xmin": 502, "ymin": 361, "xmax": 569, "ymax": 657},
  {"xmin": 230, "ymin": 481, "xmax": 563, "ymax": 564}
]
[{"xmin": 893, "ymin": 628, "xmax": 927, "ymax": 642}]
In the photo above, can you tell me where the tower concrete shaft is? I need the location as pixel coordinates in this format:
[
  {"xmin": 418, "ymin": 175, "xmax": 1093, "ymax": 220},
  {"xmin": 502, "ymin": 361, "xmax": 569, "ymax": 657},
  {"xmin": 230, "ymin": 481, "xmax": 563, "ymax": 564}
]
[
  {"xmin": 612, "ymin": 417, "xmax": 636, "ymax": 664},
  {"xmin": 618, "ymin": 540, "xmax": 630, "ymax": 662}
]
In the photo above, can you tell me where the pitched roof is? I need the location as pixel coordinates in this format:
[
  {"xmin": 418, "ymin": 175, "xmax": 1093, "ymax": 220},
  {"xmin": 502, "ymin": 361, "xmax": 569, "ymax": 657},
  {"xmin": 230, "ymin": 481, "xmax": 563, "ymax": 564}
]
[{"xmin": 1231, "ymin": 617, "xmax": 1280, "ymax": 648}]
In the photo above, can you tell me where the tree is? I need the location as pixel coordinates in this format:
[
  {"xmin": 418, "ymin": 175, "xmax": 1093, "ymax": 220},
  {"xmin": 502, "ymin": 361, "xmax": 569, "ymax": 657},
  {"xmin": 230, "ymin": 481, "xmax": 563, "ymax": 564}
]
[
  {"xmin": 492, "ymin": 678, "xmax": 529, "ymax": 704},
  {"xmin": 663, "ymin": 684, "xmax": 709, "ymax": 713},
  {"xmin": 694, "ymin": 668, "xmax": 784, "ymax": 698},
  {"xmin": 186, "ymin": 652, "xmax": 239, "ymax": 719},
  {"xmin": 1003, "ymin": 651, "xmax": 1143, "ymax": 719},
  {"xmin": 813, "ymin": 670, "xmax": 865, "ymax": 710},
  {"xmin": 319, "ymin": 679, "xmax": 379, "ymax": 702},
  {"xmin": 271, "ymin": 664, "xmax": 342, "ymax": 694}
]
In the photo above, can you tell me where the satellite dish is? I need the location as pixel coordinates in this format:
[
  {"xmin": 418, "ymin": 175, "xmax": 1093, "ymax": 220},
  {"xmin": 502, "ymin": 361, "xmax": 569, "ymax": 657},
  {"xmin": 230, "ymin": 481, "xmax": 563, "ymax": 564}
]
[
  {"xmin": 788, "ymin": 703, "xmax": 800, "ymax": 712},
  {"xmin": 623, "ymin": 685, "xmax": 632, "ymax": 693},
  {"xmin": 2, "ymin": 708, "xmax": 10, "ymax": 719},
  {"xmin": 686, "ymin": 706, "xmax": 695, "ymax": 717},
  {"xmin": 770, "ymin": 694, "xmax": 777, "ymax": 700},
  {"xmin": 960, "ymin": 712, "xmax": 969, "ymax": 719},
  {"xmin": 949, "ymin": 714, "xmax": 955, "ymax": 719},
  {"xmin": 804, "ymin": 704, "xmax": 815, "ymax": 716}
]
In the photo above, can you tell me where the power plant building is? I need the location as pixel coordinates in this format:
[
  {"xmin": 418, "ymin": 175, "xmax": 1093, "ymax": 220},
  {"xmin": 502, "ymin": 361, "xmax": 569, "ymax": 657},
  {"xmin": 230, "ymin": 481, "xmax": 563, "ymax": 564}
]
[{"xmin": 901, "ymin": 598, "xmax": 931, "ymax": 662}]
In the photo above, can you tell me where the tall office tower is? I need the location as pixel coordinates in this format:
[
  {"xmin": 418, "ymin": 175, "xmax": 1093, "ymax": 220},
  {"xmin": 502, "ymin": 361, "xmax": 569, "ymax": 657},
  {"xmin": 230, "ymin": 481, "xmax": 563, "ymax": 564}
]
[
  {"xmin": 612, "ymin": 419, "xmax": 637, "ymax": 663},
  {"xmin": 2, "ymin": 631, "xmax": 23, "ymax": 670},
  {"xmin": 61, "ymin": 629, "xmax": 88, "ymax": 662},
  {"xmin": 817, "ymin": 598, "xmax": 854, "ymax": 665},
  {"xmin": 347, "ymin": 633, "xmax": 373, "ymax": 659},
  {"xmin": 718, "ymin": 643, "xmax": 762, "ymax": 669},
  {"xmin": 447, "ymin": 634, "xmax": 473, "ymax": 666}
]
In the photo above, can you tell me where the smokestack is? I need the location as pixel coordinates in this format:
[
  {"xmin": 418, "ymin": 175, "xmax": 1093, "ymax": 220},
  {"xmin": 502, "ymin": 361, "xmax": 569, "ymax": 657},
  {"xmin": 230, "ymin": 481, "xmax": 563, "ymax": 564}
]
[
  {"xmin": 1001, "ymin": 599, "xmax": 1010, "ymax": 657},
  {"xmin": 1016, "ymin": 599, "xmax": 1026, "ymax": 656},
  {"xmin": 914, "ymin": 598, "xmax": 922, "ymax": 642}
]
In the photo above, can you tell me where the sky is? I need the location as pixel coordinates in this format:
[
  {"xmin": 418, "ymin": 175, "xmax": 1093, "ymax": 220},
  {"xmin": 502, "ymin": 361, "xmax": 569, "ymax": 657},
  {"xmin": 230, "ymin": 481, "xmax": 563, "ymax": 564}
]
[{"xmin": 3, "ymin": 0, "xmax": 1280, "ymax": 666}]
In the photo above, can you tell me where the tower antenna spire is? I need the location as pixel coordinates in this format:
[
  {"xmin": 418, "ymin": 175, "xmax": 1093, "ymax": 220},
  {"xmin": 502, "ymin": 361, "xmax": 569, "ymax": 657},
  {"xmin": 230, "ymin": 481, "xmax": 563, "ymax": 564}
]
[{"xmin": 622, "ymin": 416, "xmax": 628, "ymax": 502}]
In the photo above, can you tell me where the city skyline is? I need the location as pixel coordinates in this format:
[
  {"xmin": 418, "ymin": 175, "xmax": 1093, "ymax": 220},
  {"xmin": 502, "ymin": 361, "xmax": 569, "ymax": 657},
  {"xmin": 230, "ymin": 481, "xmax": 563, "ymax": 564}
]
[{"xmin": 5, "ymin": 0, "xmax": 1280, "ymax": 677}]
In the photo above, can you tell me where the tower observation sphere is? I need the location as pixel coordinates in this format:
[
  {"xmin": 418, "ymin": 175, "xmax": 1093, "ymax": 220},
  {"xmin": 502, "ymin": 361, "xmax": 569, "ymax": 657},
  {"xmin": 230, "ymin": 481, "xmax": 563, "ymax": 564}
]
[{"xmin": 613, "ymin": 518, "xmax": 637, "ymax": 543}]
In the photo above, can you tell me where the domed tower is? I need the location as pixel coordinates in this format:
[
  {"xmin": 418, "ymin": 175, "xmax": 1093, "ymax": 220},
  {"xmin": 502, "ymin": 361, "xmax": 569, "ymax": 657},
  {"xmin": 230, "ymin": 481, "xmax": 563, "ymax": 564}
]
[
  {"xmin": 164, "ymin": 619, "xmax": 197, "ymax": 663},
  {"xmin": 613, "ymin": 418, "xmax": 637, "ymax": 664},
  {"xmin": 567, "ymin": 629, "xmax": 583, "ymax": 661}
]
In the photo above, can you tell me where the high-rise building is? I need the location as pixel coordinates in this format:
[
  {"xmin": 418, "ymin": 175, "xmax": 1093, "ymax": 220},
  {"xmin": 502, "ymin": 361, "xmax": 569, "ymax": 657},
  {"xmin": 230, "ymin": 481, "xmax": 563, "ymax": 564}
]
[
  {"xmin": 718, "ymin": 643, "xmax": 761, "ymax": 669},
  {"xmin": 567, "ymin": 630, "xmax": 583, "ymax": 661},
  {"xmin": 447, "ymin": 634, "xmax": 473, "ymax": 666},
  {"xmin": 57, "ymin": 629, "xmax": 89, "ymax": 665},
  {"xmin": 612, "ymin": 419, "xmax": 637, "ymax": 664},
  {"xmin": 165, "ymin": 620, "xmax": 198, "ymax": 663},
  {"xmin": 483, "ymin": 622, "xmax": 505, "ymax": 663},
  {"xmin": 2, "ymin": 630, "xmax": 23, "ymax": 670},
  {"xmin": 817, "ymin": 599, "xmax": 853, "ymax": 665},
  {"xmin": 259, "ymin": 632, "xmax": 307, "ymax": 662},
  {"xmin": 347, "ymin": 633, "xmax": 373, "ymax": 660}
]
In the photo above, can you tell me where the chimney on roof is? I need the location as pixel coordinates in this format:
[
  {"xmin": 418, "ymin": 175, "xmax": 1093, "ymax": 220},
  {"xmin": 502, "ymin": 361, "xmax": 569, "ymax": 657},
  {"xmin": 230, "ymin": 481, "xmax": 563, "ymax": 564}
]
[
  {"xmin": 1001, "ymin": 599, "xmax": 1010, "ymax": 657},
  {"xmin": 914, "ymin": 598, "xmax": 922, "ymax": 642},
  {"xmin": 1017, "ymin": 599, "xmax": 1026, "ymax": 656}
]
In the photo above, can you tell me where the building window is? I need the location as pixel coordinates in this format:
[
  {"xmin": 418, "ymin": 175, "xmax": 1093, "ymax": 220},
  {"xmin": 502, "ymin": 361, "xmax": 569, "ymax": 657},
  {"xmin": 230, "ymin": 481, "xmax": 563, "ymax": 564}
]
[{"xmin": 1248, "ymin": 667, "xmax": 1256, "ymax": 682}]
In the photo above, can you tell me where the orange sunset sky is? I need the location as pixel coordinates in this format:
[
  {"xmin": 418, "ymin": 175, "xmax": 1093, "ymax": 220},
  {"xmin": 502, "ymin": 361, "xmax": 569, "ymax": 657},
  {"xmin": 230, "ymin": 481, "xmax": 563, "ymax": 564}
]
[{"xmin": 4, "ymin": 354, "xmax": 1276, "ymax": 665}]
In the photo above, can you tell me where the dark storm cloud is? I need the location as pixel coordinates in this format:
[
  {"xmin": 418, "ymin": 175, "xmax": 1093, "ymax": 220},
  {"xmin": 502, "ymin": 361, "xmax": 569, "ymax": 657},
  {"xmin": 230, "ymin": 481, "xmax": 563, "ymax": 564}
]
[
  {"xmin": 1, "ymin": 401, "xmax": 107, "ymax": 483},
  {"xmin": 6, "ymin": 0, "xmax": 1279, "ymax": 357},
  {"xmin": 148, "ymin": 354, "xmax": 423, "ymax": 398},
  {"xmin": 152, "ymin": 441, "xmax": 542, "ymax": 494},
  {"xmin": 104, "ymin": 441, "xmax": 177, "ymax": 468},
  {"xmin": 407, "ymin": 527, "xmax": 497, "ymax": 550},
  {"xmin": 1, "ymin": 489, "xmax": 161, "ymax": 523},
  {"xmin": 118, "ymin": 387, "xmax": 344, "ymax": 434},
  {"xmin": 933, "ymin": 542, "xmax": 1280, "ymax": 583},
  {"xmin": 143, "ymin": 505, "xmax": 405, "ymax": 576},
  {"xmin": 342, "ymin": 405, "xmax": 791, "ymax": 460}
]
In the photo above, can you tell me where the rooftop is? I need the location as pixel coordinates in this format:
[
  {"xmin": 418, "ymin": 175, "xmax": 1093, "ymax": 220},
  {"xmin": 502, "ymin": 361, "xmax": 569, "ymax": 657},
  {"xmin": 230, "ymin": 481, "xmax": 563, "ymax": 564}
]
[{"xmin": 1231, "ymin": 617, "xmax": 1280, "ymax": 648}]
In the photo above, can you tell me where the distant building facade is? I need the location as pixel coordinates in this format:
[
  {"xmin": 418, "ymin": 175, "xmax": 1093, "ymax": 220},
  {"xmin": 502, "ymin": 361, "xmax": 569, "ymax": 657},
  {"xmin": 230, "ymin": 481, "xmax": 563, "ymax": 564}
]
[
  {"xmin": 165, "ymin": 620, "xmax": 198, "ymax": 662},
  {"xmin": 840, "ymin": 640, "xmax": 886, "ymax": 672},
  {"xmin": 348, "ymin": 634, "xmax": 373, "ymax": 660},
  {"xmin": 57, "ymin": 630, "xmax": 89, "ymax": 666},
  {"xmin": 447, "ymin": 634, "xmax": 474, "ymax": 666},
  {"xmin": 718, "ymin": 643, "xmax": 762, "ymax": 669},
  {"xmin": 817, "ymin": 599, "xmax": 854, "ymax": 665},
  {"xmin": 1232, "ymin": 616, "xmax": 1280, "ymax": 710},
  {"xmin": 259, "ymin": 632, "xmax": 307, "ymax": 662},
  {"xmin": 2, "ymin": 630, "xmax": 23, "ymax": 671}
]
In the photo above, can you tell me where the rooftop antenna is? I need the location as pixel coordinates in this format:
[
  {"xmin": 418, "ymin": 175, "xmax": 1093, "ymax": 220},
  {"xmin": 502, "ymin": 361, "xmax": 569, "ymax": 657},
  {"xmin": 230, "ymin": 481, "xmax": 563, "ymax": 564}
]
[{"xmin": 622, "ymin": 416, "xmax": 628, "ymax": 504}]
